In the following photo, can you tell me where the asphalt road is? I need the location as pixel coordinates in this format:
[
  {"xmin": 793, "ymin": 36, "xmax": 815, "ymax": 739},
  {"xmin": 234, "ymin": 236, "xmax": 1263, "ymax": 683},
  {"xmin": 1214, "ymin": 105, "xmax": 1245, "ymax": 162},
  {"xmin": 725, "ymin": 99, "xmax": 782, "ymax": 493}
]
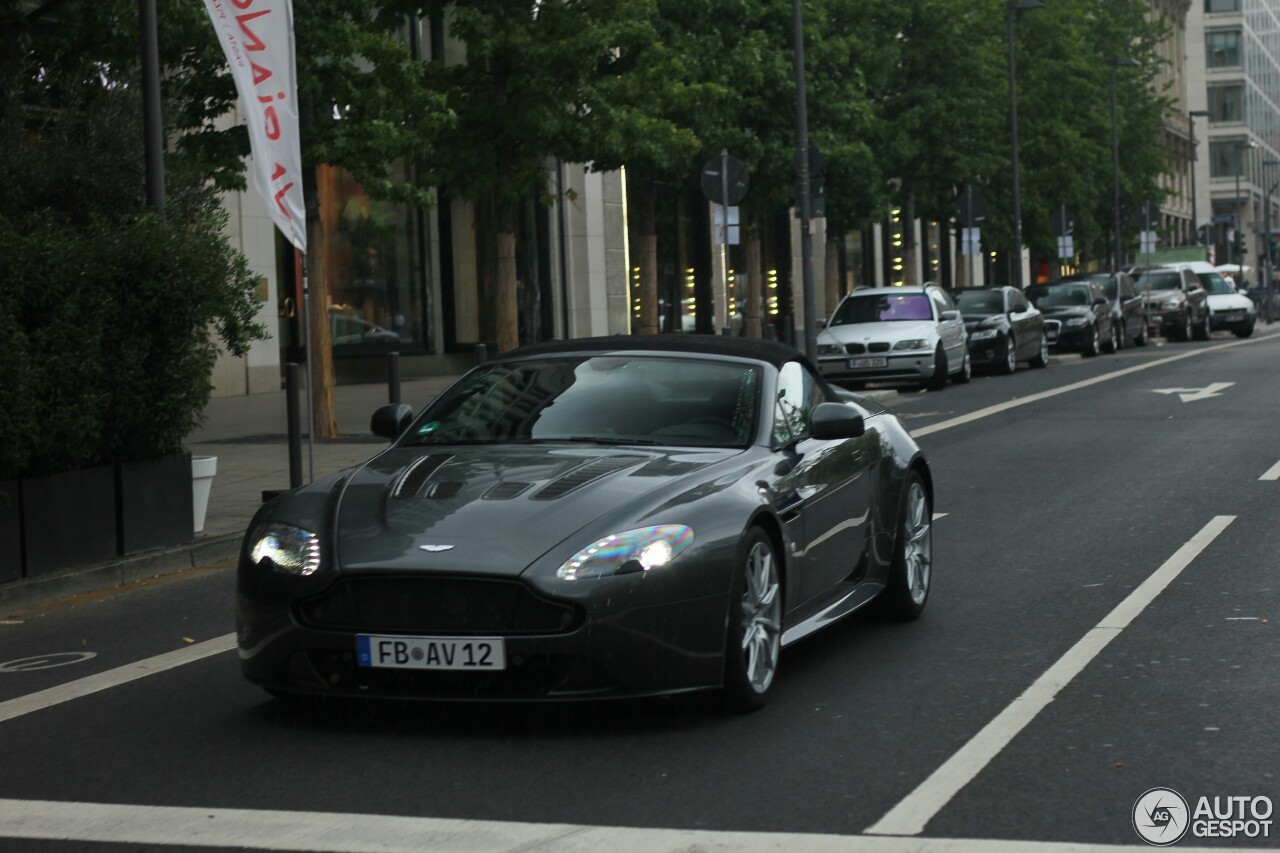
[{"xmin": 2, "ymin": 331, "xmax": 1279, "ymax": 852}]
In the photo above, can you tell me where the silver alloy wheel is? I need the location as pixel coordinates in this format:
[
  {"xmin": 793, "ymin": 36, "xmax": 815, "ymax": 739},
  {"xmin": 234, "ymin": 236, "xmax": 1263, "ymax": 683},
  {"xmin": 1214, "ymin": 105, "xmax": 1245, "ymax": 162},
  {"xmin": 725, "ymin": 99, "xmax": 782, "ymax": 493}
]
[
  {"xmin": 741, "ymin": 540, "xmax": 781, "ymax": 694},
  {"xmin": 903, "ymin": 480, "xmax": 932, "ymax": 605},
  {"xmin": 1005, "ymin": 338, "xmax": 1017, "ymax": 372},
  {"xmin": 1036, "ymin": 333, "xmax": 1048, "ymax": 365},
  {"xmin": 1183, "ymin": 312, "xmax": 1192, "ymax": 340}
]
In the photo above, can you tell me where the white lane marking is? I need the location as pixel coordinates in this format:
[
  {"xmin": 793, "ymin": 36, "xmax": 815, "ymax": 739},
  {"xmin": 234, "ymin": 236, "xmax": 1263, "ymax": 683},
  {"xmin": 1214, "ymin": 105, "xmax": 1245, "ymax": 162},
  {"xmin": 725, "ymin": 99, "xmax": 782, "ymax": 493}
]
[
  {"xmin": 1152, "ymin": 382, "xmax": 1235, "ymax": 402},
  {"xmin": 932, "ymin": 513, "xmax": 948, "ymax": 520},
  {"xmin": 866, "ymin": 515, "xmax": 1235, "ymax": 837},
  {"xmin": 0, "ymin": 634, "xmax": 235, "ymax": 724},
  {"xmin": 1260, "ymin": 459, "xmax": 1280, "ymax": 481},
  {"xmin": 0, "ymin": 798, "xmax": 1259, "ymax": 853},
  {"xmin": 0, "ymin": 652, "xmax": 97, "ymax": 673},
  {"xmin": 909, "ymin": 336, "xmax": 1269, "ymax": 439}
]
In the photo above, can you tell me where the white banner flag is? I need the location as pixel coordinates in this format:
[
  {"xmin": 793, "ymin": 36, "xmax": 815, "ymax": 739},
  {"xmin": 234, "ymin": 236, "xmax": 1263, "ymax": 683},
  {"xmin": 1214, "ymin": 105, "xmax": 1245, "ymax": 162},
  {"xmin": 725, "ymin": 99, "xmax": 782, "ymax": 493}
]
[{"xmin": 202, "ymin": 0, "xmax": 306, "ymax": 252}]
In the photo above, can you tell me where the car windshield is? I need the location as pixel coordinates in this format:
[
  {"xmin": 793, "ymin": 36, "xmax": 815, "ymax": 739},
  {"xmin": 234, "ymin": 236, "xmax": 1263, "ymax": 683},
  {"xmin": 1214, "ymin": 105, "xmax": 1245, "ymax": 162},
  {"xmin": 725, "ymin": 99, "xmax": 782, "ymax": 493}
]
[
  {"xmin": 955, "ymin": 291, "xmax": 1004, "ymax": 314},
  {"xmin": 1200, "ymin": 272, "xmax": 1236, "ymax": 295},
  {"xmin": 831, "ymin": 293, "xmax": 933, "ymax": 325},
  {"xmin": 403, "ymin": 356, "xmax": 760, "ymax": 448},
  {"xmin": 1026, "ymin": 284, "xmax": 1092, "ymax": 308},
  {"xmin": 1135, "ymin": 271, "xmax": 1182, "ymax": 292}
]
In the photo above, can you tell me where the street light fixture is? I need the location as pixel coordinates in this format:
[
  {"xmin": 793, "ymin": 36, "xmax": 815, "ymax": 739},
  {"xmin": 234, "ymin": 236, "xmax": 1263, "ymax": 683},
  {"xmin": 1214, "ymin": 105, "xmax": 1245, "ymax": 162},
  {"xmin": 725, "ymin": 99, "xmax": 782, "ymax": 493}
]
[
  {"xmin": 1007, "ymin": 0, "xmax": 1044, "ymax": 289},
  {"xmin": 1189, "ymin": 109, "xmax": 1210, "ymax": 245},
  {"xmin": 1109, "ymin": 57, "xmax": 1140, "ymax": 273},
  {"xmin": 1233, "ymin": 139, "xmax": 1256, "ymax": 266}
]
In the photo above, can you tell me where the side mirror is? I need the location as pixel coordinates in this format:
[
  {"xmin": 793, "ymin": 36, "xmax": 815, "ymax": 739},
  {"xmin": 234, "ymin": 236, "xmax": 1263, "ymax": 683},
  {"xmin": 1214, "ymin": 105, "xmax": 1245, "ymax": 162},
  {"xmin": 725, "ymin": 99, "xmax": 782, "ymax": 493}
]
[
  {"xmin": 371, "ymin": 403, "xmax": 415, "ymax": 440},
  {"xmin": 816, "ymin": 318, "xmax": 827, "ymax": 330},
  {"xmin": 940, "ymin": 310, "xmax": 960, "ymax": 322},
  {"xmin": 1093, "ymin": 297, "xmax": 1108, "ymax": 306},
  {"xmin": 810, "ymin": 402, "xmax": 865, "ymax": 440}
]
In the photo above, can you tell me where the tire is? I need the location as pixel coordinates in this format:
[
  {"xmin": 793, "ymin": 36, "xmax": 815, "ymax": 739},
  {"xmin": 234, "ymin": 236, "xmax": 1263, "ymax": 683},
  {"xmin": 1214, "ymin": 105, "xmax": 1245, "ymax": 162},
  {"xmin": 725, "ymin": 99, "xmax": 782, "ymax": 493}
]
[
  {"xmin": 882, "ymin": 471, "xmax": 932, "ymax": 621},
  {"xmin": 951, "ymin": 349, "xmax": 971, "ymax": 384},
  {"xmin": 1179, "ymin": 311, "xmax": 1193, "ymax": 342},
  {"xmin": 1236, "ymin": 321, "xmax": 1255, "ymax": 339},
  {"xmin": 1194, "ymin": 310, "xmax": 1211, "ymax": 341},
  {"xmin": 1103, "ymin": 321, "xmax": 1119, "ymax": 354},
  {"xmin": 1135, "ymin": 318, "xmax": 1149, "ymax": 347},
  {"xmin": 1029, "ymin": 332, "xmax": 1049, "ymax": 368},
  {"xmin": 1115, "ymin": 318, "xmax": 1126, "ymax": 350},
  {"xmin": 1082, "ymin": 324, "xmax": 1100, "ymax": 357},
  {"xmin": 924, "ymin": 345, "xmax": 948, "ymax": 391},
  {"xmin": 721, "ymin": 527, "xmax": 783, "ymax": 713},
  {"xmin": 997, "ymin": 336, "xmax": 1016, "ymax": 375}
]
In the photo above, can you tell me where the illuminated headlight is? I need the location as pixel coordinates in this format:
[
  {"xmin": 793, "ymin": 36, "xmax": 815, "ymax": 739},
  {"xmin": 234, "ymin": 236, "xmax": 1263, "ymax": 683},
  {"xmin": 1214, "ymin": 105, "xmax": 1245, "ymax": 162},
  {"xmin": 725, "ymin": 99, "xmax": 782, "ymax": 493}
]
[
  {"xmin": 968, "ymin": 329, "xmax": 998, "ymax": 341},
  {"xmin": 248, "ymin": 522, "xmax": 321, "ymax": 575},
  {"xmin": 893, "ymin": 339, "xmax": 928, "ymax": 350},
  {"xmin": 1064, "ymin": 317, "xmax": 1089, "ymax": 326},
  {"xmin": 817, "ymin": 343, "xmax": 843, "ymax": 356},
  {"xmin": 1162, "ymin": 299, "xmax": 1182, "ymax": 310},
  {"xmin": 556, "ymin": 524, "xmax": 694, "ymax": 580}
]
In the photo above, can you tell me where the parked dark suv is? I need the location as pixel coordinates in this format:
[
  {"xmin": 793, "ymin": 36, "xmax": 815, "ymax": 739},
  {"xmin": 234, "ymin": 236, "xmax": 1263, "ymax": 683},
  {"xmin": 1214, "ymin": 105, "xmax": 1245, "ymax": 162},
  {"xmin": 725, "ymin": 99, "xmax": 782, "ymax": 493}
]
[
  {"xmin": 1130, "ymin": 265, "xmax": 1209, "ymax": 341},
  {"xmin": 1026, "ymin": 280, "xmax": 1114, "ymax": 357}
]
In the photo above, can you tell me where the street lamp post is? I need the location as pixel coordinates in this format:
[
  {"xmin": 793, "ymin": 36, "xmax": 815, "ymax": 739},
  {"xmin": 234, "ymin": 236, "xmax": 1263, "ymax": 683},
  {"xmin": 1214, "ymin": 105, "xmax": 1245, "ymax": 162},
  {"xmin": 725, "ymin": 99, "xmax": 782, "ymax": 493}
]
[
  {"xmin": 1007, "ymin": 0, "xmax": 1044, "ymax": 290},
  {"xmin": 791, "ymin": 0, "xmax": 816, "ymax": 362},
  {"xmin": 1262, "ymin": 158, "xmax": 1278, "ymax": 322},
  {"xmin": 1189, "ymin": 109, "xmax": 1210, "ymax": 245},
  {"xmin": 1109, "ymin": 57, "xmax": 1140, "ymax": 273},
  {"xmin": 1233, "ymin": 139, "xmax": 1256, "ymax": 266}
]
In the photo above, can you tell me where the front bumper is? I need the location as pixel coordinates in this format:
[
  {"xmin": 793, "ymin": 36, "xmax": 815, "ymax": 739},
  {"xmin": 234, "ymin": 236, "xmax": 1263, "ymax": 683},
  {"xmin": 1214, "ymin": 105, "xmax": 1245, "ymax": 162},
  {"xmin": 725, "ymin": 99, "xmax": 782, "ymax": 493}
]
[
  {"xmin": 1210, "ymin": 308, "xmax": 1253, "ymax": 330},
  {"xmin": 965, "ymin": 334, "xmax": 1007, "ymax": 367},
  {"xmin": 237, "ymin": 570, "xmax": 730, "ymax": 701},
  {"xmin": 1043, "ymin": 320, "xmax": 1090, "ymax": 350},
  {"xmin": 816, "ymin": 351, "xmax": 937, "ymax": 384}
]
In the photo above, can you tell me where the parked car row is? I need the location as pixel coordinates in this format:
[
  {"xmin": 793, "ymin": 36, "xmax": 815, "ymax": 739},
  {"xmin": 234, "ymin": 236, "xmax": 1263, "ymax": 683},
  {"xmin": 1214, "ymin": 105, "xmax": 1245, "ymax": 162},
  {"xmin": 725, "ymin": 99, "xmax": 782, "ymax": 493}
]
[{"xmin": 815, "ymin": 263, "xmax": 1249, "ymax": 393}]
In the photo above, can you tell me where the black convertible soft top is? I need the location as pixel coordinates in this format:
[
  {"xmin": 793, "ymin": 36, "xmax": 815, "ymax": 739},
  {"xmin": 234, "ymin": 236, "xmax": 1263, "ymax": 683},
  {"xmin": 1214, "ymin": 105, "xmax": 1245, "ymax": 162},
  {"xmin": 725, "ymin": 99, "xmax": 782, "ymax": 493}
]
[{"xmin": 504, "ymin": 334, "xmax": 805, "ymax": 369}]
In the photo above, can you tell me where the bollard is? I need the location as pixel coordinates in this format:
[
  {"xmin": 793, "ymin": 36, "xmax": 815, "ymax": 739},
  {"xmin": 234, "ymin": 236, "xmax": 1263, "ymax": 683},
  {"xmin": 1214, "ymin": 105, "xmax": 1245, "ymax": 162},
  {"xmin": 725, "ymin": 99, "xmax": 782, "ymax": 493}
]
[
  {"xmin": 387, "ymin": 351, "xmax": 401, "ymax": 405},
  {"xmin": 285, "ymin": 362, "xmax": 303, "ymax": 489},
  {"xmin": 476, "ymin": 343, "xmax": 488, "ymax": 364}
]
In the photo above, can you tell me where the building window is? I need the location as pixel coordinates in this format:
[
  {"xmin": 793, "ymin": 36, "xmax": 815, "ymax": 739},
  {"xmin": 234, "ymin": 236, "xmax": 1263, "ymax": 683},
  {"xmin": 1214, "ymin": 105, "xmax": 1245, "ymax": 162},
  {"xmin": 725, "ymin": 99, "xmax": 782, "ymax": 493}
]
[
  {"xmin": 1206, "ymin": 30, "xmax": 1241, "ymax": 68},
  {"xmin": 1205, "ymin": 0, "xmax": 1240, "ymax": 11},
  {"xmin": 1207, "ymin": 84, "xmax": 1246, "ymax": 122},
  {"xmin": 1209, "ymin": 140, "xmax": 1250, "ymax": 179}
]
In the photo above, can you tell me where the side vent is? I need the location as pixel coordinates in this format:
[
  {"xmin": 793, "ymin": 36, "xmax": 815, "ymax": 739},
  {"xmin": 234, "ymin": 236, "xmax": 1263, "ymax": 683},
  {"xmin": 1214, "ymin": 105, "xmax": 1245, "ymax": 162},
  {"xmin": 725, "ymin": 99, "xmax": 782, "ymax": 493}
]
[
  {"xmin": 483, "ymin": 482, "xmax": 533, "ymax": 500},
  {"xmin": 424, "ymin": 481, "xmax": 464, "ymax": 500},
  {"xmin": 392, "ymin": 455, "xmax": 452, "ymax": 500},
  {"xmin": 532, "ymin": 456, "xmax": 645, "ymax": 501}
]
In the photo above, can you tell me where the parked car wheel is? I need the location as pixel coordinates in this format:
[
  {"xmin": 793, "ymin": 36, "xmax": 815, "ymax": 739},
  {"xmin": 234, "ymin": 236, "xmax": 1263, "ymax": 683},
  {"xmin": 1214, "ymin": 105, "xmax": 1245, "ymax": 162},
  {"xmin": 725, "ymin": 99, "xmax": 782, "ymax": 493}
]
[
  {"xmin": 1236, "ymin": 321, "xmax": 1255, "ymax": 339},
  {"xmin": 1179, "ymin": 311, "xmax": 1193, "ymax": 342},
  {"xmin": 1194, "ymin": 310, "xmax": 1211, "ymax": 341},
  {"xmin": 952, "ymin": 350, "xmax": 972, "ymax": 384},
  {"xmin": 721, "ymin": 527, "xmax": 782, "ymax": 713},
  {"xmin": 1029, "ymin": 333, "xmax": 1049, "ymax": 368},
  {"xmin": 997, "ymin": 337, "xmax": 1017, "ymax": 375},
  {"xmin": 1103, "ymin": 321, "xmax": 1119, "ymax": 354},
  {"xmin": 1135, "ymin": 319, "xmax": 1149, "ymax": 347},
  {"xmin": 1082, "ymin": 324, "xmax": 1100, "ymax": 357},
  {"xmin": 924, "ymin": 345, "xmax": 948, "ymax": 391},
  {"xmin": 882, "ymin": 471, "xmax": 932, "ymax": 621}
]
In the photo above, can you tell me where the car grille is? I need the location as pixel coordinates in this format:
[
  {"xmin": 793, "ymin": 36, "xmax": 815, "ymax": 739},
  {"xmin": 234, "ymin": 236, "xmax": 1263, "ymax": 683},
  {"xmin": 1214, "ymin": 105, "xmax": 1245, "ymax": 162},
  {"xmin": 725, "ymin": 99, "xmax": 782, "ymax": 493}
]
[
  {"xmin": 1043, "ymin": 319, "xmax": 1060, "ymax": 342},
  {"xmin": 296, "ymin": 576, "xmax": 582, "ymax": 635},
  {"xmin": 845, "ymin": 343, "xmax": 866, "ymax": 354},
  {"xmin": 868, "ymin": 342, "xmax": 891, "ymax": 353}
]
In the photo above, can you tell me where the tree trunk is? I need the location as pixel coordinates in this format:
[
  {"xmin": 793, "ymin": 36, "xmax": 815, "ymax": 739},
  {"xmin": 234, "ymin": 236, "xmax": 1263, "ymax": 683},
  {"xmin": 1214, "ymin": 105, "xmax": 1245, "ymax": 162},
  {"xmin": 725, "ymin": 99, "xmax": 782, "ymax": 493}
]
[
  {"xmin": 745, "ymin": 230, "xmax": 763, "ymax": 338},
  {"xmin": 824, "ymin": 229, "xmax": 840, "ymax": 320},
  {"xmin": 495, "ymin": 197, "xmax": 519, "ymax": 354},
  {"xmin": 303, "ymin": 163, "xmax": 338, "ymax": 439},
  {"xmin": 636, "ymin": 182, "xmax": 659, "ymax": 335}
]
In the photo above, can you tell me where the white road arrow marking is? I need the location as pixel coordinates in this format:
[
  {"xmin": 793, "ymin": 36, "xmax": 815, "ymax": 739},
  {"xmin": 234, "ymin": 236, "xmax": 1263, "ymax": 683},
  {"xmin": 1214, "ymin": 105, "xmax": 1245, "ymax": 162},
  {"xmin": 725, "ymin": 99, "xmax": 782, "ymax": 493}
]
[{"xmin": 1152, "ymin": 381, "xmax": 1235, "ymax": 402}]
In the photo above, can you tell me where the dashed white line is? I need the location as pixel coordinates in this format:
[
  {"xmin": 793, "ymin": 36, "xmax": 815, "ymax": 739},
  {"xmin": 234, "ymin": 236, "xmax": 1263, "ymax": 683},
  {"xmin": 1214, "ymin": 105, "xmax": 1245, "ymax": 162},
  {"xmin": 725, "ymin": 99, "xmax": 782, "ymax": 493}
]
[
  {"xmin": 1260, "ymin": 459, "xmax": 1280, "ymax": 481},
  {"xmin": 0, "ymin": 634, "xmax": 236, "ymax": 724},
  {"xmin": 0, "ymin": 798, "xmax": 1261, "ymax": 853},
  {"xmin": 865, "ymin": 515, "xmax": 1235, "ymax": 837}
]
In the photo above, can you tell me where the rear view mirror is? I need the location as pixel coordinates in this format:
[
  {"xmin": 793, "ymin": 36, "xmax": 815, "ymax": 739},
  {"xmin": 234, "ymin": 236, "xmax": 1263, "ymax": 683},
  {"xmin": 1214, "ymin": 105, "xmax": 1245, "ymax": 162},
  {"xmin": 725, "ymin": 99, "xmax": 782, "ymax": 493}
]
[
  {"xmin": 940, "ymin": 310, "xmax": 960, "ymax": 322},
  {"xmin": 810, "ymin": 402, "xmax": 865, "ymax": 440},
  {"xmin": 371, "ymin": 404, "xmax": 415, "ymax": 440}
]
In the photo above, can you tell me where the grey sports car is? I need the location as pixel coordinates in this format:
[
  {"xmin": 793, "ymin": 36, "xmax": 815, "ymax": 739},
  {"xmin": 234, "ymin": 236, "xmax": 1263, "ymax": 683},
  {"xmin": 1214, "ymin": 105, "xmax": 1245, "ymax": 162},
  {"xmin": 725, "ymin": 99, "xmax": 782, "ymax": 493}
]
[{"xmin": 236, "ymin": 336, "xmax": 933, "ymax": 711}]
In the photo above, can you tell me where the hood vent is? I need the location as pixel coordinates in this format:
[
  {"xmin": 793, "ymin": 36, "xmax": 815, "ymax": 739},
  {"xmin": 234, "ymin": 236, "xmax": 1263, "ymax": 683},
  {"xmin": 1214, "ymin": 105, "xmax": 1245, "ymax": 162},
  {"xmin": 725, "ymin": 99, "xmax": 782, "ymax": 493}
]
[
  {"xmin": 392, "ymin": 454, "xmax": 453, "ymax": 499},
  {"xmin": 423, "ymin": 481, "xmax": 464, "ymax": 500},
  {"xmin": 483, "ymin": 482, "xmax": 533, "ymax": 500},
  {"xmin": 532, "ymin": 456, "xmax": 645, "ymax": 501}
]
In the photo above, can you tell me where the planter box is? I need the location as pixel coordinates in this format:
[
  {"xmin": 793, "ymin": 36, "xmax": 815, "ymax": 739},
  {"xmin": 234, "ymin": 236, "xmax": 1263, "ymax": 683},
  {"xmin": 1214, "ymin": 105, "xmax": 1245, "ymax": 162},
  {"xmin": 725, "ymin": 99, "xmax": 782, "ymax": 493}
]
[
  {"xmin": 21, "ymin": 466, "xmax": 118, "ymax": 577},
  {"xmin": 0, "ymin": 480, "xmax": 20, "ymax": 583},
  {"xmin": 117, "ymin": 452, "xmax": 194, "ymax": 555}
]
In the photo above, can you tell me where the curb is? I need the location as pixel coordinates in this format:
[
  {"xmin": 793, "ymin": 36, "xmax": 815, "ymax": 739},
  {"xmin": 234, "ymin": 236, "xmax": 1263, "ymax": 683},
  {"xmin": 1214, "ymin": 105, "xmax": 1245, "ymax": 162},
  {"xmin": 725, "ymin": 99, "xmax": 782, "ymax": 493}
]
[{"xmin": 0, "ymin": 532, "xmax": 242, "ymax": 616}]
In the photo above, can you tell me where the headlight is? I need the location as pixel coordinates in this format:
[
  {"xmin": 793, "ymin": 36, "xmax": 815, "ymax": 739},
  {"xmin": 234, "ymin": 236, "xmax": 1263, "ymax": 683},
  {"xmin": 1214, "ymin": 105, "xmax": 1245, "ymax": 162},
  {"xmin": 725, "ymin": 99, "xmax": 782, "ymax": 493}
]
[
  {"xmin": 1162, "ymin": 299, "xmax": 1182, "ymax": 310},
  {"xmin": 893, "ymin": 338, "xmax": 928, "ymax": 350},
  {"xmin": 556, "ymin": 524, "xmax": 694, "ymax": 580},
  {"xmin": 817, "ymin": 343, "xmax": 843, "ymax": 356},
  {"xmin": 1064, "ymin": 317, "xmax": 1089, "ymax": 326},
  {"xmin": 248, "ymin": 522, "xmax": 321, "ymax": 575},
  {"xmin": 968, "ymin": 329, "xmax": 998, "ymax": 341}
]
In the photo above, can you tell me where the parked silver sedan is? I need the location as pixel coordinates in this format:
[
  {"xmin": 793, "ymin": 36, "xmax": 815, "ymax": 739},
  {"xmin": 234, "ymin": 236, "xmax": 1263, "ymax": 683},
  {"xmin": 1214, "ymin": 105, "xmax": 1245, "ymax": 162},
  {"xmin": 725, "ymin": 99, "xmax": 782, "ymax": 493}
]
[{"xmin": 816, "ymin": 284, "xmax": 970, "ymax": 391}]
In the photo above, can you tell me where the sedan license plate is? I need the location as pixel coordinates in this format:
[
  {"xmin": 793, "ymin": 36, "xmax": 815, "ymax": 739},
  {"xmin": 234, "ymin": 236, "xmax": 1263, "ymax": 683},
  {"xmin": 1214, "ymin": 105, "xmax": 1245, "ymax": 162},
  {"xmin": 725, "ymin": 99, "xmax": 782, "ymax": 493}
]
[
  {"xmin": 357, "ymin": 634, "xmax": 506, "ymax": 671},
  {"xmin": 847, "ymin": 357, "xmax": 887, "ymax": 369}
]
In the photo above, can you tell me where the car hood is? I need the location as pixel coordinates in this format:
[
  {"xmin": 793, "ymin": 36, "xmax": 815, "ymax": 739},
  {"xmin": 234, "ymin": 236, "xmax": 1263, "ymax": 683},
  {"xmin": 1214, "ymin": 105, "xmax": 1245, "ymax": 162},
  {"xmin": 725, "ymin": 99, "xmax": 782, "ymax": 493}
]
[
  {"xmin": 331, "ymin": 444, "xmax": 737, "ymax": 575},
  {"xmin": 1207, "ymin": 293, "xmax": 1254, "ymax": 312},
  {"xmin": 821, "ymin": 320, "xmax": 938, "ymax": 344},
  {"xmin": 962, "ymin": 313, "xmax": 1003, "ymax": 331}
]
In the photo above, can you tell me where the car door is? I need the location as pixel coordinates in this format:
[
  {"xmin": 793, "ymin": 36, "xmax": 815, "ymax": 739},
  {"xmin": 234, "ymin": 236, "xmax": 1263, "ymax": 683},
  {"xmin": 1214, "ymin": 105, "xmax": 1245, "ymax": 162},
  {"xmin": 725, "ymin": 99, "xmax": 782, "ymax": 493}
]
[
  {"xmin": 1183, "ymin": 269, "xmax": 1208, "ymax": 322},
  {"xmin": 770, "ymin": 361, "xmax": 874, "ymax": 605},
  {"xmin": 930, "ymin": 288, "xmax": 966, "ymax": 369},
  {"xmin": 1119, "ymin": 274, "xmax": 1143, "ymax": 341}
]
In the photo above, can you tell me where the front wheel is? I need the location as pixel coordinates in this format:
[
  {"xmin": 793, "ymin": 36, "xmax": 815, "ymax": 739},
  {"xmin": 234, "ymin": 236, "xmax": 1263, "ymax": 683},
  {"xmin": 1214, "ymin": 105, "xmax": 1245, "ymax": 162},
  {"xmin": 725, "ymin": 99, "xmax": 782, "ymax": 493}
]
[
  {"xmin": 997, "ymin": 337, "xmax": 1017, "ymax": 375},
  {"xmin": 882, "ymin": 471, "xmax": 932, "ymax": 621},
  {"xmin": 1179, "ymin": 311, "xmax": 1193, "ymax": 342},
  {"xmin": 951, "ymin": 349, "xmax": 972, "ymax": 384},
  {"xmin": 1103, "ymin": 321, "xmax": 1119, "ymax": 354},
  {"xmin": 1029, "ymin": 332, "xmax": 1049, "ymax": 368},
  {"xmin": 721, "ymin": 528, "xmax": 782, "ymax": 713},
  {"xmin": 1135, "ymin": 318, "xmax": 1149, "ymax": 347},
  {"xmin": 1194, "ymin": 310, "xmax": 1211, "ymax": 341},
  {"xmin": 924, "ymin": 345, "xmax": 948, "ymax": 391},
  {"xmin": 1236, "ymin": 321, "xmax": 1255, "ymax": 339},
  {"xmin": 1082, "ymin": 324, "xmax": 1100, "ymax": 357}
]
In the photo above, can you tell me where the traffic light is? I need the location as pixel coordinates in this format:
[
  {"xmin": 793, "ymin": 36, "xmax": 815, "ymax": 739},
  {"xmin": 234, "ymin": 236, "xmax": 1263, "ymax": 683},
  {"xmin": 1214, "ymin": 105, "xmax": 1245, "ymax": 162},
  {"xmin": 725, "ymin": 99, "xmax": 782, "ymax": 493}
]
[{"xmin": 1232, "ymin": 230, "xmax": 1247, "ymax": 262}]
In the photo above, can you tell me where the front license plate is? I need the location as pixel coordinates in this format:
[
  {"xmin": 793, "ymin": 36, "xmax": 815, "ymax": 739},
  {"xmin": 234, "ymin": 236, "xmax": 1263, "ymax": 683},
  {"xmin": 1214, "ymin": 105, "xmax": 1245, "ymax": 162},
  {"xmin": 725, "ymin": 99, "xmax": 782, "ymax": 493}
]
[
  {"xmin": 847, "ymin": 357, "xmax": 887, "ymax": 369},
  {"xmin": 357, "ymin": 634, "xmax": 506, "ymax": 671}
]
